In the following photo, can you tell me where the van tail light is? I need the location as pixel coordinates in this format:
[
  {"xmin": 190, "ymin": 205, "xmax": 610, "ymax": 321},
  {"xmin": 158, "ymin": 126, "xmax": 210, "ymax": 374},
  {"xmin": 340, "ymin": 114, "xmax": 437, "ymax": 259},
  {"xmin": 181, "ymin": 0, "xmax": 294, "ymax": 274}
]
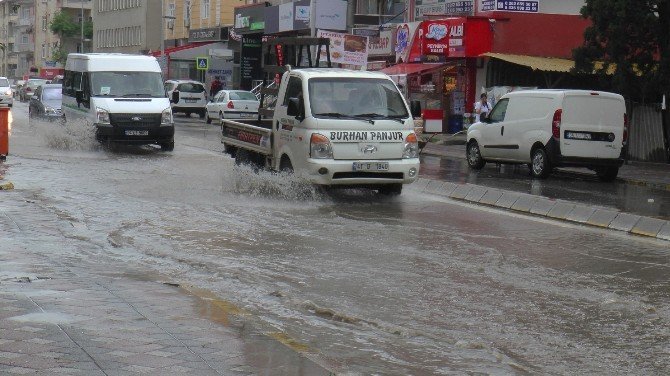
[
  {"xmin": 552, "ymin": 109, "xmax": 562, "ymax": 139},
  {"xmin": 623, "ymin": 113, "xmax": 629, "ymax": 143},
  {"xmin": 227, "ymin": 101, "xmax": 235, "ymax": 109}
]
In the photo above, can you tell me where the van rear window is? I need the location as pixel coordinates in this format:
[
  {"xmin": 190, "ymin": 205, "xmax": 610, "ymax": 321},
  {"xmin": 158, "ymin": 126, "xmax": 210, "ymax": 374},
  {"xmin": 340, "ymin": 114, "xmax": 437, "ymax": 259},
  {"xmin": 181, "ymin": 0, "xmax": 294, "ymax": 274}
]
[{"xmin": 177, "ymin": 83, "xmax": 205, "ymax": 93}]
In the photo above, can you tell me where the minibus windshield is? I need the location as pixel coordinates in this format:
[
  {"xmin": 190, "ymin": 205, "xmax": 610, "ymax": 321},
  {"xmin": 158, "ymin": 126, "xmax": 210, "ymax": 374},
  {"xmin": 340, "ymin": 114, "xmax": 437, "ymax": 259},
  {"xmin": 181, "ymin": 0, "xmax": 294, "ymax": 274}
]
[{"xmin": 90, "ymin": 71, "xmax": 165, "ymax": 98}]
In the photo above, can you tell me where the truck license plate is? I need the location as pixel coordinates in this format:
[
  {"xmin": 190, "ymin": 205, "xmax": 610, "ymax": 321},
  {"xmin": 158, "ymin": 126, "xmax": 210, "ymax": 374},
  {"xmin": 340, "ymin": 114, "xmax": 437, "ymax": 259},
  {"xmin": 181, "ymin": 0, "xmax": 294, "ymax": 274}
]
[
  {"xmin": 125, "ymin": 130, "xmax": 148, "ymax": 136},
  {"xmin": 352, "ymin": 162, "xmax": 389, "ymax": 171}
]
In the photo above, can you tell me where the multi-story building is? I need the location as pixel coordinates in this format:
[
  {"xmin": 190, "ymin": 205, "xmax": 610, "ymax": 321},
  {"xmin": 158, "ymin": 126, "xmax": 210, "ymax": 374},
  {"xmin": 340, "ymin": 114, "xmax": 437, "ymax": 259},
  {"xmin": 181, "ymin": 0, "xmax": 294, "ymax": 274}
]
[
  {"xmin": 0, "ymin": 0, "xmax": 36, "ymax": 80},
  {"xmin": 92, "ymin": 0, "xmax": 162, "ymax": 54},
  {"xmin": 0, "ymin": 0, "xmax": 92, "ymax": 80}
]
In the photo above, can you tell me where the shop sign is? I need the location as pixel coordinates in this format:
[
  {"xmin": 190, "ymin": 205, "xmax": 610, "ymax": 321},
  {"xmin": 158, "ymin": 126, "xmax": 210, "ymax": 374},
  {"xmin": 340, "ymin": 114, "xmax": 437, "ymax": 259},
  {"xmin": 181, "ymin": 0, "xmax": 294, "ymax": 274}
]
[
  {"xmin": 480, "ymin": 0, "xmax": 496, "ymax": 11},
  {"xmin": 368, "ymin": 30, "xmax": 394, "ymax": 56},
  {"xmin": 367, "ymin": 61, "xmax": 387, "ymax": 71},
  {"xmin": 496, "ymin": 0, "xmax": 539, "ymax": 12},
  {"xmin": 352, "ymin": 28, "xmax": 380, "ymax": 37},
  {"xmin": 235, "ymin": 14, "xmax": 250, "ymax": 28},
  {"xmin": 317, "ymin": 30, "xmax": 369, "ymax": 66},
  {"xmin": 250, "ymin": 21, "xmax": 265, "ymax": 30},
  {"xmin": 189, "ymin": 27, "xmax": 225, "ymax": 42},
  {"xmin": 315, "ymin": 0, "xmax": 347, "ymax": 31},
  {"xmin": 278, "ymin": 3, "xmax": 293, "ymax": 32},
  {"xmin": 240, "ymin": 35, "xmax": 263, "ymax": 90},
  {"xmin": 264, "ymin": 0, "xmax": 309, "ymax": 34},
  {"xmin": 422, "ymin": 20, "xmax": 465, "ymax": 58},
  {"xmin": 415, "ymin": 1, "xmax": 473, "ymax": 20}
]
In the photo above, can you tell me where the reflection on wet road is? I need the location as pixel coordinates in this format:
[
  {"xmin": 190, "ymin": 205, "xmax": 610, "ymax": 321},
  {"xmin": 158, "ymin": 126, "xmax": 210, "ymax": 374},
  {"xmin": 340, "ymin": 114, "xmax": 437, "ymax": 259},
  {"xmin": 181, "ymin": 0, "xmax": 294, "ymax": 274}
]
[
  {"xmin": 4, "ymin": 105, "xmax": 670, "ymax": 374},
  {"xmin": 420, "ymin": 154, "xmax": 670, "ymax": 219}
]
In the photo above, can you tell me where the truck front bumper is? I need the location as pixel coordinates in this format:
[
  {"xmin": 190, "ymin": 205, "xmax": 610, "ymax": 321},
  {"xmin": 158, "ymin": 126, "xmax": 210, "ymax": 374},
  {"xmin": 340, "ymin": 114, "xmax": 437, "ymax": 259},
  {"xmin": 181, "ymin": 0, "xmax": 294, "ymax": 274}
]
[{"xmin": 305, "ymin": 158, "xmax": 420, "ymax": 186}]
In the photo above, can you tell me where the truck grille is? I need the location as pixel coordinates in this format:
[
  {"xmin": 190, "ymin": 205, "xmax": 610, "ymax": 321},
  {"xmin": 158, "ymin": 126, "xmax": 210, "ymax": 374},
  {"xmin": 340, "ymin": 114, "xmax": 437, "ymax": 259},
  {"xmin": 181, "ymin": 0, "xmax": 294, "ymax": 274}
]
[{"xmin": 110, "ymin": 113, "xmax": 161, "ymax": 127}]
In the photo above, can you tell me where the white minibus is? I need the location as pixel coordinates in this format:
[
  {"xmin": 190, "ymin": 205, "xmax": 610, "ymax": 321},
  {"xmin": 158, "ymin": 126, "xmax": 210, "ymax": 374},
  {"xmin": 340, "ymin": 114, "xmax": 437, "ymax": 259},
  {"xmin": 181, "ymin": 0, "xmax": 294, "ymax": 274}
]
[{"xmin": 62, "ymin": 53, "xmax": 174, "ymax": 150}]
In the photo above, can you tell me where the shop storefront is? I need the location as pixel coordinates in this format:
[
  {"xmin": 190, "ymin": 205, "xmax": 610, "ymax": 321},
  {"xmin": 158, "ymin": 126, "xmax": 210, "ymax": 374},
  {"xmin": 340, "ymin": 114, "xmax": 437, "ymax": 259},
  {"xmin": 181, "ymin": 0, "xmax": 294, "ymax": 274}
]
[
  {"xmin": 234, "ymin": 3, "xmax": 268, "ymax": 90},
  {"xmin": 383, "ymin": 17, "xmax": 492, "ymax": 133}
]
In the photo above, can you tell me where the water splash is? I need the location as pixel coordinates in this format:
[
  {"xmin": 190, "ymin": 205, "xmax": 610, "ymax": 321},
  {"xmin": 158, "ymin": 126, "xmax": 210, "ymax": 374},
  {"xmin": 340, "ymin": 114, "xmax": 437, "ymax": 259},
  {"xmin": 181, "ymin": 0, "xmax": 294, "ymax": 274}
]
[
  {"xmin": 223, "ymin": 164, "xmax": 328, "ymax": 201},
  {"xmin": 30, "ymin": 117, "xmax": 99, "ymax": 151}
]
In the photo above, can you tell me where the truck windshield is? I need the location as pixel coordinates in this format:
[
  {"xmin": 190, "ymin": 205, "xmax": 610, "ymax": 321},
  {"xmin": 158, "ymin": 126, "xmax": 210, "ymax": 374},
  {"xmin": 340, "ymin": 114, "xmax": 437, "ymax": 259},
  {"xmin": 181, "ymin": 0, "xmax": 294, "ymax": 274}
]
[
  {"xmin": 308, "ymin": 78, "xmax": 408, "ymax": 120},
  {"xmin": 90, "ymin": 71, "xmax": 165, "ymax": 98}
]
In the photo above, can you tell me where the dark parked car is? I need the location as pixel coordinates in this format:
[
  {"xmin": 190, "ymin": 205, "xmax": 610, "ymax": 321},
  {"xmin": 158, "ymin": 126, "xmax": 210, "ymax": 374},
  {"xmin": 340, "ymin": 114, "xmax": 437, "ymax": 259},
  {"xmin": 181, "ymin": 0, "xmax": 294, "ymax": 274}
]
[{"xmin": 28, "ymin": 84, "xmax": 63, "ymax": 121}]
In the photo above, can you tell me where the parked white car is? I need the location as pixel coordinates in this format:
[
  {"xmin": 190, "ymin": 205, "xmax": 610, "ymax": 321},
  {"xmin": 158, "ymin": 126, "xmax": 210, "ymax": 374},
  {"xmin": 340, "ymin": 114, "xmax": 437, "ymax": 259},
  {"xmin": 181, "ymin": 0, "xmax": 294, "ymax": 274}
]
[
  {"xmin": 0, "ymin": 77, "xmax": 13, "ymax": 107},
  {"xmin": 466, "ymin": 89, "xmax": 627, "ymax": 181},
  {"xmin": 205, "ymin": 90, "xmax": 260, "ymax": 124},
  {"xmin": 164, "ymin": 79, "xmax": 208, "ymax": 118}
]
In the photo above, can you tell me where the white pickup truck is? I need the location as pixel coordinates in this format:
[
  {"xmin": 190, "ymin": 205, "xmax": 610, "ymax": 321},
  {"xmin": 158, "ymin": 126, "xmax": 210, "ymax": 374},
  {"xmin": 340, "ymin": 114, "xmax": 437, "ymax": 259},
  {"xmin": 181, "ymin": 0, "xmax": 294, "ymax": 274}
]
[{"xmin": 221, "ymin": 68, "xmax": 420, "ymax": 195}]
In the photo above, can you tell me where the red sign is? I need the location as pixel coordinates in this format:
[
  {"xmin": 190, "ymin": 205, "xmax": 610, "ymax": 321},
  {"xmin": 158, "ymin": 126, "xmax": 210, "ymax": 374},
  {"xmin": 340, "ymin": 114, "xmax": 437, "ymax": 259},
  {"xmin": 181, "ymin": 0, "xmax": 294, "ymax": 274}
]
[
  {"xmin": 40, "ymin": 68, "xmax": 64, "ymax": 79},
  {"xmin": 422, "ymin": 20, "xmax": 465, "ymax": 58}
]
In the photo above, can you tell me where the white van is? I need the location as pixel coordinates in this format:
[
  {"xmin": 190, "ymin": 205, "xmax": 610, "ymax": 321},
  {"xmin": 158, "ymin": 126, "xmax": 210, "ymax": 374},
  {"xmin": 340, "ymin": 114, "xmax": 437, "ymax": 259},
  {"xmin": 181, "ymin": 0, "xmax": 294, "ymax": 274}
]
[
  {"xmin": 466, "ymin": 90, "xmax": 627, "ymax": 181},
  {"xmin": 62, "ymin": 53, "xmax": 175, "ymax": 151}
]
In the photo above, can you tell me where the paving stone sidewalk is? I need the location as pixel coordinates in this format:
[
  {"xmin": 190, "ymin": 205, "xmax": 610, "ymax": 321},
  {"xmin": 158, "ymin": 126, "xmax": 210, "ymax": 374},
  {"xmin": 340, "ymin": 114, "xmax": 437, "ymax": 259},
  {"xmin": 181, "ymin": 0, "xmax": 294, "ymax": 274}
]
[{"xmin": 0, "ymin": 193, "xmax": 331, "ymax": 376}]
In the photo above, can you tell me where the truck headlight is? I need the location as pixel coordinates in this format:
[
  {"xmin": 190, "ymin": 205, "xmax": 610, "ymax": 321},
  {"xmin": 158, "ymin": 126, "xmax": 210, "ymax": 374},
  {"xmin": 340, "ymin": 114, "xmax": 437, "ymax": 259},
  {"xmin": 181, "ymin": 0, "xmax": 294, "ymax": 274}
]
[
  {"xmin": 4, "ymin": 90, "xmax": 11, "ymax": 96},
  {"xmin": 96, "ymin": 107, "xmax": 110, "ymax": 124},
  {"xmin": 402, "ymin": 133, "xmax": 419, "ymax": 158},
  {"xmin": 310, "ymin": 133, "xmax": 333, "ymax": 159},
  {"xmin": 161, "ymin": 107, "xmax": 173, "ymax": 125}
]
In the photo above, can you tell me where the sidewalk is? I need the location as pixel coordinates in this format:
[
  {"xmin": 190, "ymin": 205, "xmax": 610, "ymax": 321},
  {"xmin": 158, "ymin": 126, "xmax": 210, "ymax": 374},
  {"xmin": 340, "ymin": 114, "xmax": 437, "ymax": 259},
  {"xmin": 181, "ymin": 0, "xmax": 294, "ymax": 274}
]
[
  {"xmin": 0, "ymin": 193, "xmax": 332, "ymax": 375},
  {"xmin": 417, "ymin": 134, "xmax": 670, "ymax": 241},
  {"xmin": 420, "ymin": 133, "xmax": 670, "ymax": 191}
]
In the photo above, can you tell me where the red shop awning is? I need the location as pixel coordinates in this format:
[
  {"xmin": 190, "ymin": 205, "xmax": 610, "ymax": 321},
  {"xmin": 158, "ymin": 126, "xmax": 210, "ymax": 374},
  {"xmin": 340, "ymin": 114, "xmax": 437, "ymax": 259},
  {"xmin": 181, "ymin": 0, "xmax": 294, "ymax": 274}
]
[{"xmin": 380, "ymin": 63, "xmax": 444, "ymax": 76}]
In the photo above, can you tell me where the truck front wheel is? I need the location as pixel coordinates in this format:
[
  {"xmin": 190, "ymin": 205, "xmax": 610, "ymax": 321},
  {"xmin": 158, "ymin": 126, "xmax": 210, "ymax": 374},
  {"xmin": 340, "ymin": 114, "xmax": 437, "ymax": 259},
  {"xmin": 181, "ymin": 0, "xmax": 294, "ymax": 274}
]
[{"xmin": 235, "ymin": 149, "xmax": 263, "ymax": 171}]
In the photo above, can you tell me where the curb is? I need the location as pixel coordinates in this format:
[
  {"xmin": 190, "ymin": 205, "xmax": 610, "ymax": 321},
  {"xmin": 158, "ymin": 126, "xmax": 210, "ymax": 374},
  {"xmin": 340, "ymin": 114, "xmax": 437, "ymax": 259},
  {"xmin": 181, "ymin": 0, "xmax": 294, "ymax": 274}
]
[
  {"xmin": 414, "ymin": 177, "xmax": 670, "ymax": 242},
  {"xmin": 419, "ymin": 146, "xmax": 670, "ymax": 192}
]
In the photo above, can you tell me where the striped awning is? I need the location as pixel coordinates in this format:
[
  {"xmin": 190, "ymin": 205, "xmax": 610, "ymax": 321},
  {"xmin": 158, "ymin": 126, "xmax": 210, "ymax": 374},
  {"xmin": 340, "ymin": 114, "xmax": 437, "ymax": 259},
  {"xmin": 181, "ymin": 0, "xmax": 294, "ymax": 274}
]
[{"xmin": 481, "ymin": 53, "xmax": 575, "ymax": 73}]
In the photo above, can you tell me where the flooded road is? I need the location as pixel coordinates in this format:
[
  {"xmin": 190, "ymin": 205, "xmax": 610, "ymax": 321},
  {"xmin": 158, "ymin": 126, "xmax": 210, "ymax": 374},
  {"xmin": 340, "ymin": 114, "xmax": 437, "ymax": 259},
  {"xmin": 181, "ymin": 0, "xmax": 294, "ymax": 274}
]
[{"xmin": 3, "ymin": 103, "xmax": 670, "ymax": 375}]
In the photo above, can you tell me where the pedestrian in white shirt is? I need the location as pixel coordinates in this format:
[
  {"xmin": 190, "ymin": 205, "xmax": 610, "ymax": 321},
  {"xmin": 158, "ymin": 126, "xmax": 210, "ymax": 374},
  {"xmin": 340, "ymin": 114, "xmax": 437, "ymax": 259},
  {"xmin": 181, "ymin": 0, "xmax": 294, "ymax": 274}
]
[{"xmin": 474, "ymin": 93, "xmax": 492, "ymax": 123}]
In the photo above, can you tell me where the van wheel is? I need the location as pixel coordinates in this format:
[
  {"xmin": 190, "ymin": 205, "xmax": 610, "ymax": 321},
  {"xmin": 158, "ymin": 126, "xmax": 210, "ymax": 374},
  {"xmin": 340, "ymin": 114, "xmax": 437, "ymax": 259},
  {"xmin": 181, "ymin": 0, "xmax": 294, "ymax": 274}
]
[
  {"xmin": 160, "ymin": 141, "xmax": 174, "ymax": 151},
  {"xmin": 378, "ymin": 184, "xmax": 403, "ymax": 196},
  {"xmin": 466, "ymin": 141, "xmax": 486, "ymax": 170},
  {"xmin": 596, "ymin": 166, "xmax": 619, "ymax": 182},
  {"xmin": 530, "ymin": 148, "xmax": 551, "ymax": 179},
  {"xmin": 206, "ymin": 113, "xmax": 212, "ymax": 124}
]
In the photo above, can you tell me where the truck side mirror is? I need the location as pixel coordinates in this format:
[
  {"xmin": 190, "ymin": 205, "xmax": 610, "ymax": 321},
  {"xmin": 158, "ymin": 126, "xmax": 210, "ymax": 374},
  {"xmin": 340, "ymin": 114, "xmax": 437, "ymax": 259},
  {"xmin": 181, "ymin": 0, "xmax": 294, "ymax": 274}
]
[
  {"xmin": 410, "ymin": 100, "xmax": 422, "ymax": 118},
  {"xmin": 75, "ymin": 90, "xmax": 83, "ymax": 104},
  {"xmin": 287, "ymin": 97, "xmax": 304, "ymax": 120},
  {"xmin": 171, "ymin": 90, "xmax": 180, "ymax": 104}
]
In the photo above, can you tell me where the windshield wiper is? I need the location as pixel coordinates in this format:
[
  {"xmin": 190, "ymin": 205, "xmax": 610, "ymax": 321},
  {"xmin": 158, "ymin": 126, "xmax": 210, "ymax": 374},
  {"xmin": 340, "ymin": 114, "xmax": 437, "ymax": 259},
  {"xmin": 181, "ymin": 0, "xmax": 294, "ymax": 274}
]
[{"xmin": 353, "ymin": 113, "xmax": 406, "ymax": 124}]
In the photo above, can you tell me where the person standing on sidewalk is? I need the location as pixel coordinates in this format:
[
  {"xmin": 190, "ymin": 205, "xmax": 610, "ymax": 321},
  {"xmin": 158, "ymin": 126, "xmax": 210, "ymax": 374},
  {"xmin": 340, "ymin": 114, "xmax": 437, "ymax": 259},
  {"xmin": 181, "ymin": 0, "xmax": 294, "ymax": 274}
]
[
  {"xmin": 474, "ymin": 93, "xmax": 492, "ymax": 123},
  {"xmin": 210, "ymin": 76, "xmax": 223, "ymax": 100}
]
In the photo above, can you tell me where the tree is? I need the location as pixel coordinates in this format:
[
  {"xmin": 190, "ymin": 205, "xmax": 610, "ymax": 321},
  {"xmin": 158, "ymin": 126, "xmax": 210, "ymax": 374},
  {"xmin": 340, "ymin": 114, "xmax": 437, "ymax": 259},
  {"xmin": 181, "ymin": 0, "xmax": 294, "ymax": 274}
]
[
  {"xmin": 573, "ymin": 0, "xmax": 666, "ymax": 103},
  {"xmin": 49, "ymin": 11, "xmax": 79, "ymax": 38}
]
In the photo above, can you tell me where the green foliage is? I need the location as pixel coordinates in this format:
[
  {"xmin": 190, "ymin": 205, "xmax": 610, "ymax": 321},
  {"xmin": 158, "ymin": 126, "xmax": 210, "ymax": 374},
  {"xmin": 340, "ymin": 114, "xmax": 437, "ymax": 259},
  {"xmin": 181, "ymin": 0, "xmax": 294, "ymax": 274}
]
[
  {"xmin": 573, "ymin": 0, "xmax": 667, "ymax": 101},
  {"xmin": 84, "ymin": 21, "xmax": 93, "ymax": 39},
  {"xmin": 51, "ymin": 44, "xmax": 67, "ymax": 66},
  {"xmin": 50, "ymin": 11, "xmax": 79, "ymax": 38}
]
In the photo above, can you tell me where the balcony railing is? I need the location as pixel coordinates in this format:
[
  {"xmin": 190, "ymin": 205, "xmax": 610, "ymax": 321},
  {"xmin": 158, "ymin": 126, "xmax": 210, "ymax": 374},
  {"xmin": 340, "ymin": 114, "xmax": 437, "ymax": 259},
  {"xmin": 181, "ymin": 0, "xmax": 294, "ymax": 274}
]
[
  {"xmin": 62, "ymin": 0, "xmax": 93, "ymax": 9},
  {"xmin": 18, "ymin": 18, "xmax": 33, "ymax": 27},
  {"xmin": 13, "ymin": 43, "xmax": 34, "ymax": 53}
]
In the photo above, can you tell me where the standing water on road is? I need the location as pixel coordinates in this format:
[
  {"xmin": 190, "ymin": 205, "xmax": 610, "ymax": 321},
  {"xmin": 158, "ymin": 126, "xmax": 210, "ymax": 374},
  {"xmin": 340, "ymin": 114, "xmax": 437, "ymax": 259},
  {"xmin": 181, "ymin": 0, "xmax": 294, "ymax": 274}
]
[{"xmin": 3, "ymin": 104, "xmax": 670, "ymax": 375}]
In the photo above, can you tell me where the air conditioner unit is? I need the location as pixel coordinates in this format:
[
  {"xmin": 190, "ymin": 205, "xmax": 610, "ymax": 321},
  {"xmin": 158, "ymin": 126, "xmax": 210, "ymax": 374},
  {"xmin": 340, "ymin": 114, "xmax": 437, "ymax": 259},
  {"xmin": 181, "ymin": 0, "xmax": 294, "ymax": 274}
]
[{"xmin": 167, "ymin": 20, "xmax": 174, "ymax": 30}]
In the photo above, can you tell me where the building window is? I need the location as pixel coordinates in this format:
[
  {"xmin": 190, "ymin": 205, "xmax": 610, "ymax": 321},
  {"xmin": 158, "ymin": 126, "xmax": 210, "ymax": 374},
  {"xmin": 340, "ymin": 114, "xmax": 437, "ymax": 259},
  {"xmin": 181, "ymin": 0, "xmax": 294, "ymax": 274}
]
[
  {"xmin": 42, "ymin": 44, "xmax": 46, "ymax": 60},
  {"xmin": 21, "ymin": 34, "xmax": 29, "ymax": 44},
  {"xmin": 168, "ymin": 2, "xmax": 175, "ymax": 17},
  {"xmin": 184, "ymin": 0, "xmax": 191, "ymax": 25},
  {"xmin": 42, "ymin": 16, "xmax": 47, "ymax": 31},
  {"xmin": 201, "ymin": 0, "xmax": 210, "ymax": 19}
]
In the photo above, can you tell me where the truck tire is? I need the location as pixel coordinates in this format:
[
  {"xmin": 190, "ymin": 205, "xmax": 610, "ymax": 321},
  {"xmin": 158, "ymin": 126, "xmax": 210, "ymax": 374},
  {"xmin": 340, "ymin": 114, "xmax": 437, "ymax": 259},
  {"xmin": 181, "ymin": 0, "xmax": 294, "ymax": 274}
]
[
  {"xmin": 596, "ymin": 166, "xmax": 619, "ymax": 182},
  {"xmin": 279, "ymin": 156, "xmax": 293, "ymax": 173},
  {"xmin": 223, "ymin": 144, "xmax": 237, "ymax": 157},
  {"xmin": 235, "ymin": 149, "xmax": 262, "ymax": 170},
  {"xmin": 378, "ymin": 184, "xmax": 402, "ymax": 196}
]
